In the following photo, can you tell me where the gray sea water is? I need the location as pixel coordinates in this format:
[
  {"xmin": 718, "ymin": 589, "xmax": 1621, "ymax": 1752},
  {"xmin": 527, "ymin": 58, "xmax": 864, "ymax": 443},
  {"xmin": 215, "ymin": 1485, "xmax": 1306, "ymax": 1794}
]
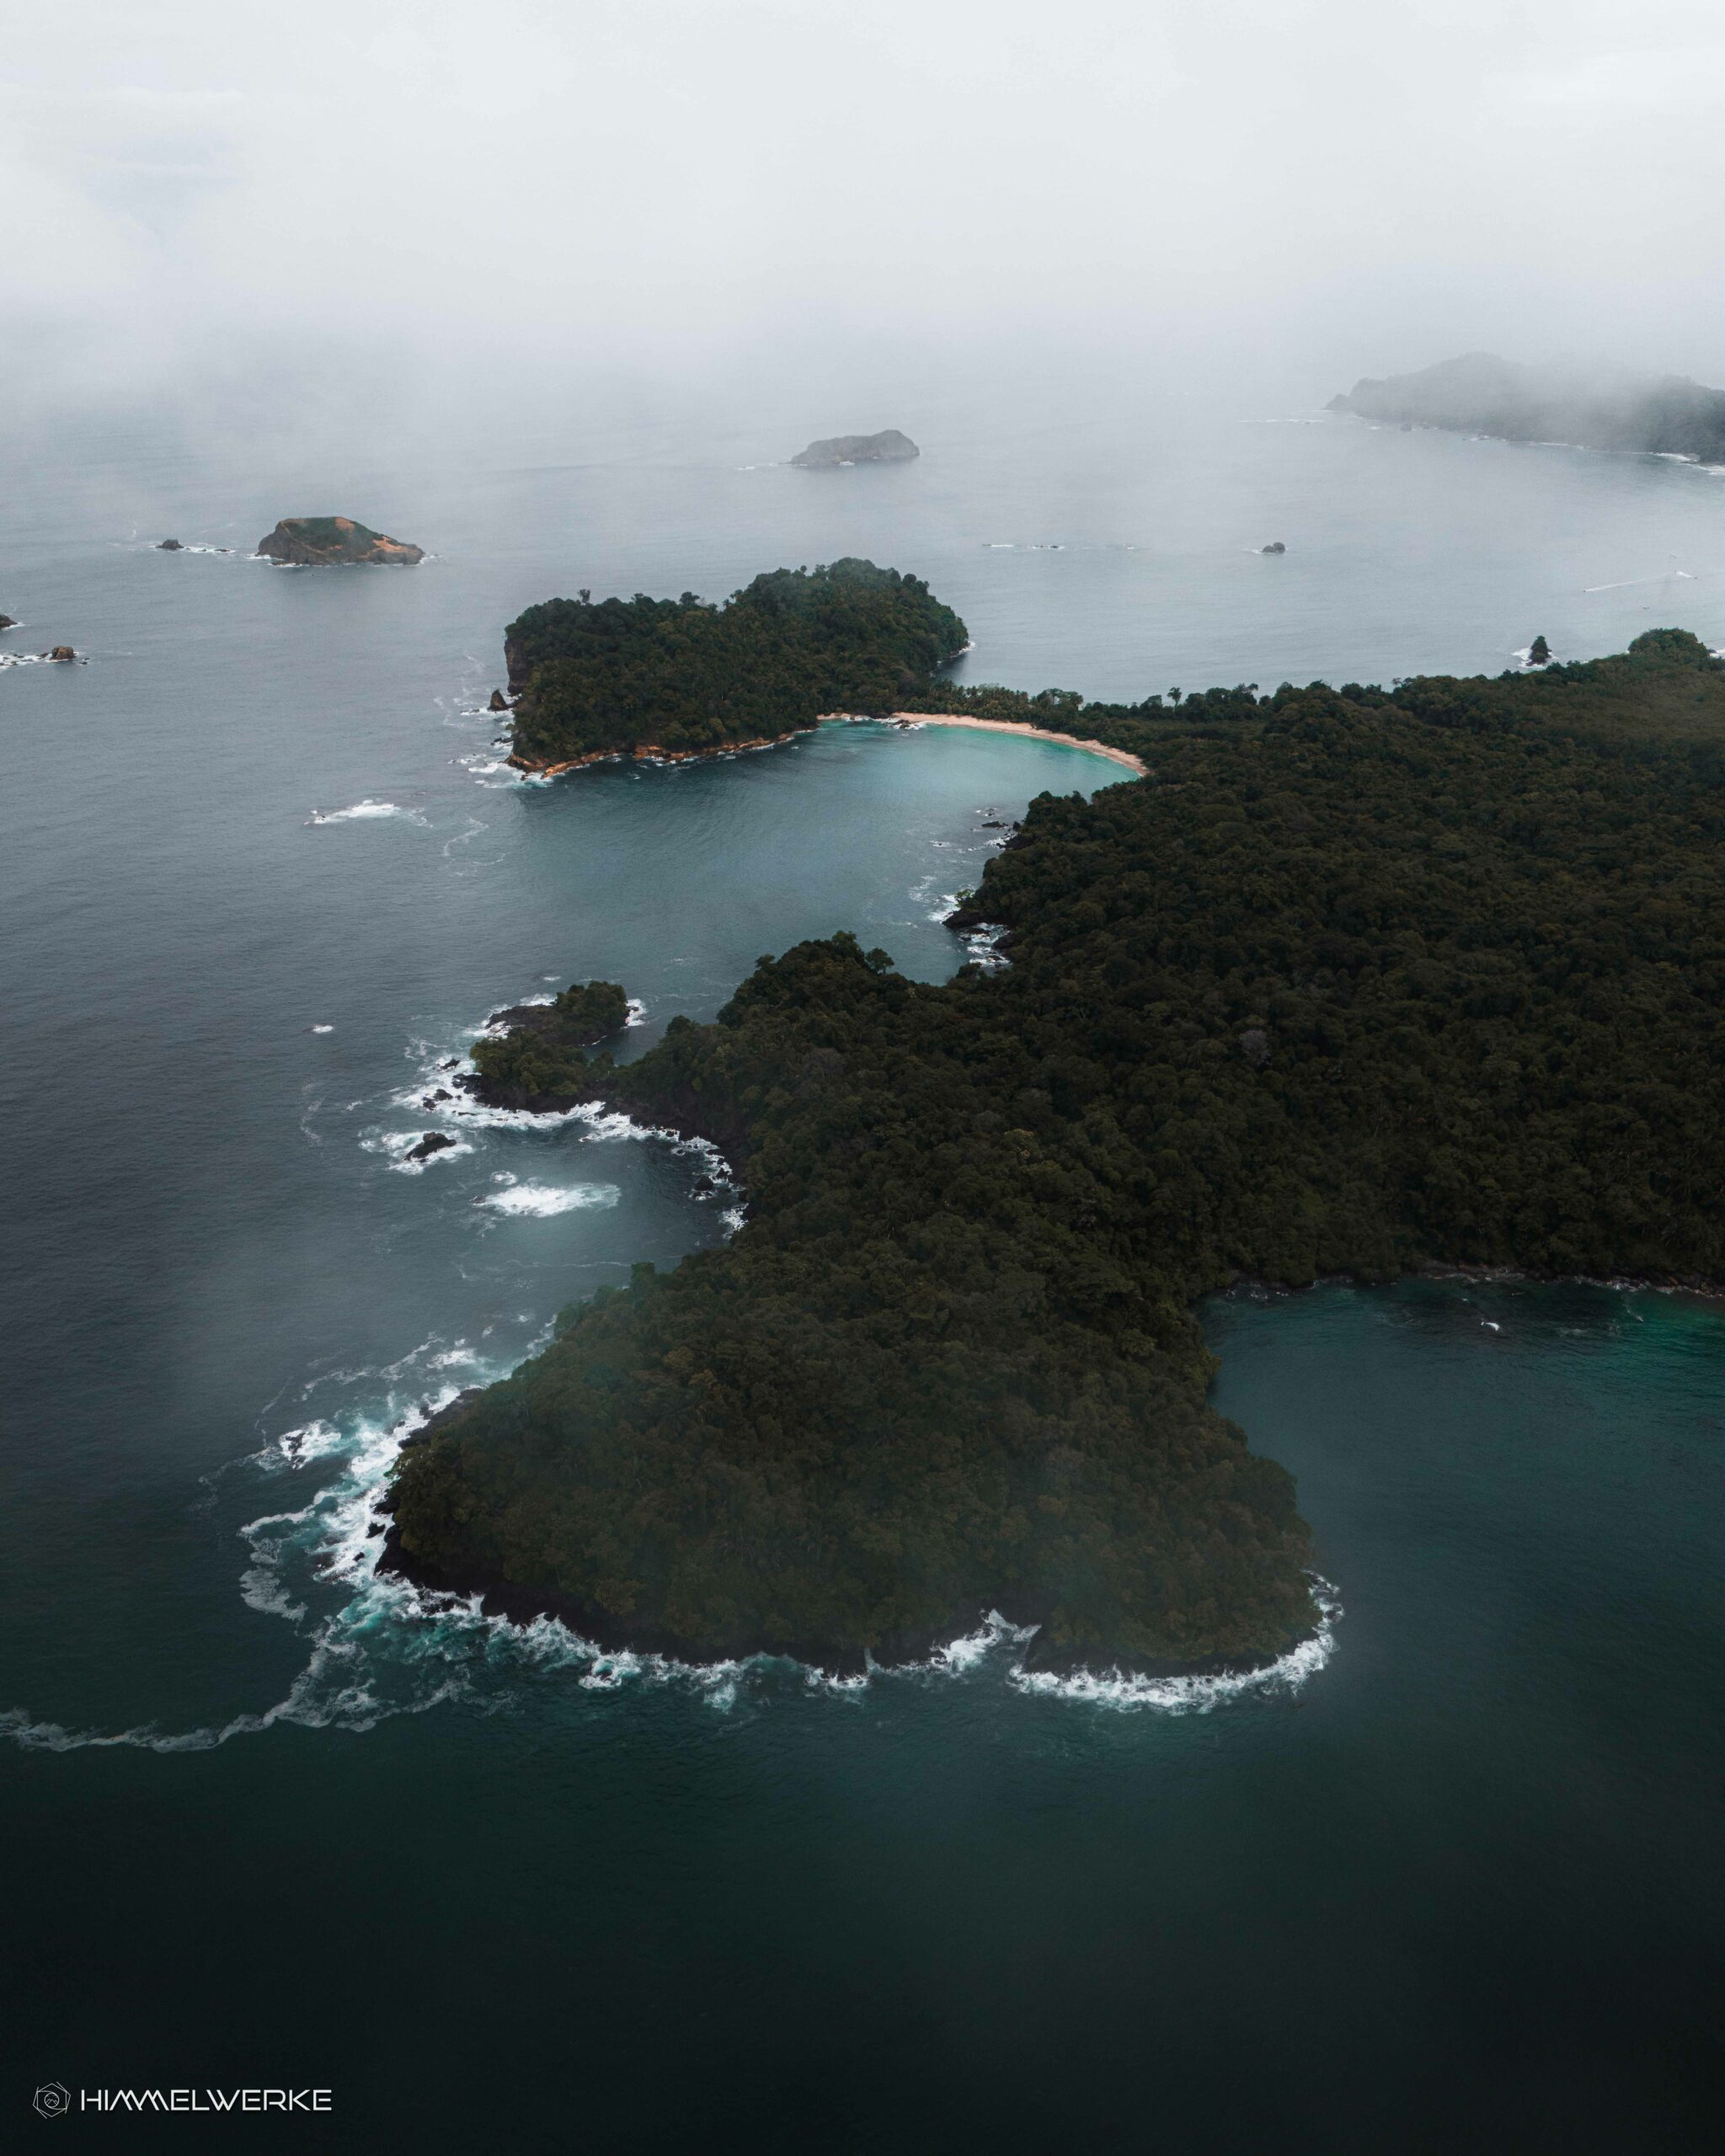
[{"xmin": 3, "ymin": 397, "xmax": 1722, "ymax": 2149}]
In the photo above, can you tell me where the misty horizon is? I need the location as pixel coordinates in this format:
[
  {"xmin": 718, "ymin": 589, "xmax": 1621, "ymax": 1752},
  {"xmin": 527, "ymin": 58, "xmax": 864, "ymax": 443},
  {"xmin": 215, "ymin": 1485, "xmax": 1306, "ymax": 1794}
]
[{"xmin": 8, "ymin": 0, "xmax": 1725, "ymax": 447}]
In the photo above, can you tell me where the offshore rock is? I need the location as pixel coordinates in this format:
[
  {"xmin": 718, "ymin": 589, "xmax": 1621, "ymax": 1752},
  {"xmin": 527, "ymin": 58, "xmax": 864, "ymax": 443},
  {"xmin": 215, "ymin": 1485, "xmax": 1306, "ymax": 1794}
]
[
  {"xmin": 257, "ymin": 516, "xmax": 425, "ymax": 567},
  {"xmin": 791, "ymin": 430, "xmax": 919, "ymax": 467},
  {"xmin": 46, "ymin": 646, "xmax": 76, "ymax": 662},
  {"xmin": 489, "ymin": 688, "xmax": 509, "ymax": 712},
  {"xmin": 405, "ymin": 1132, "xmax": 456, "ymax": 1162},
  {"xmin": 157, "ymin": 538, "xmax": 184, "ymax": 551}
]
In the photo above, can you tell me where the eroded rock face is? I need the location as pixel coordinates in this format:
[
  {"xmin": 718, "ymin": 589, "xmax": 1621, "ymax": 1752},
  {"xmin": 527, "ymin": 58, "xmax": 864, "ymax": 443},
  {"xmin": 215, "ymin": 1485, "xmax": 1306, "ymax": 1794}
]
[
  {"xmin": 0, "ymin": 616, "xmax": 15, "ymax": 632},
  {"xmin": 790, "ymin": 430, "xmax": 919, "ymax": 467},
  {"xmin": 158, "ymin": 538, "xmax": 184, "ymax": 551},
  {"xmin": 256, "ymin": 517, "xmax": 425, "ymax": 566},
  {"xmin": 46, "ymin": 646, "xmax": 76, "ymax": 662},
  {"xmin": 489, "ymin": 688, "xmax": 509, "ymax": 712}
]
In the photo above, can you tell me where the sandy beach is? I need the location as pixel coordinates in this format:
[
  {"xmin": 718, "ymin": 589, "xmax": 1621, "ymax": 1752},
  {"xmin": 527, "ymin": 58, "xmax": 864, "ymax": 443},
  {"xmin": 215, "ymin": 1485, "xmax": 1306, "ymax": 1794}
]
[
  {"xmin": 881, "ymin": 712, "xmax": 1147, "ymax": 775},
  {"xmin": 512, "ymin": 712, "xmax": 1150, "ymax": 782}
]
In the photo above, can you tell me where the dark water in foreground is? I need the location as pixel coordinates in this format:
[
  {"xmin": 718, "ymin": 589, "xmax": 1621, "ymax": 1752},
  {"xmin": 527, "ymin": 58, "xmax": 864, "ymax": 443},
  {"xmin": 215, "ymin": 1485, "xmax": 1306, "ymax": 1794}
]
[{"xmin": 3, "ymin": 405, "xmax": 1723, "ymax": 2148}]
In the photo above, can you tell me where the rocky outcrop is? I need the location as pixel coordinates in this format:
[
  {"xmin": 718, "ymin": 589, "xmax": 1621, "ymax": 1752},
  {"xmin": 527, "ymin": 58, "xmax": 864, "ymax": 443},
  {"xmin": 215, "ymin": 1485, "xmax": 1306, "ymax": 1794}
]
[
  {"xmin": 257, "ymin": 517, "xmax": 424, "ymax": 567},
  {"xmin": 791, "ymin": 430, "xmax": 919, "ymax": 467},
  {"xmin": 45, "ymin": 646, "xmax": 75, "ymax": 663},
  {"xmin": 405, "ymin": 1132, "xmax": 456, "ymax": 1162},
  {"xmin": 488, "ymin": 688, "xmax": 509, "ymax": 712},
  {"xmin": 157, "ymin": 538, "xmax": 183, "ymax": 551},
  {"xmin": 0, "ymin": 616, "xmax": 14, "ymax": 632},
  {"xmin": 1260, "ymin": 541, "xmax": 1286, "ymax": 554}
]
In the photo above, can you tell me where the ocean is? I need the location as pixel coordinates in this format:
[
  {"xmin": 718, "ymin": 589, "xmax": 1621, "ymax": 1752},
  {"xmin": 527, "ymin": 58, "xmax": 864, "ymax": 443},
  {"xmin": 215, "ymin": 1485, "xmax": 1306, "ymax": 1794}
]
[{"xmin": 3, "ymin": 393, "xmax": 1722, "ymax": 2148}]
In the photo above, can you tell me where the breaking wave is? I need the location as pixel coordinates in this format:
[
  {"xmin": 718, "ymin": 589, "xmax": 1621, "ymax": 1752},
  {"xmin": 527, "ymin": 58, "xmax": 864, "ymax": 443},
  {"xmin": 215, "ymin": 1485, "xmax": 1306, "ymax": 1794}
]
[
  {"xmin": 306, "ymin": 800, "xmax": 429, "ymax": 826},
  {"xmin": 478, "ymin": 1177, "xmax": 621, "ymax": 1216}
]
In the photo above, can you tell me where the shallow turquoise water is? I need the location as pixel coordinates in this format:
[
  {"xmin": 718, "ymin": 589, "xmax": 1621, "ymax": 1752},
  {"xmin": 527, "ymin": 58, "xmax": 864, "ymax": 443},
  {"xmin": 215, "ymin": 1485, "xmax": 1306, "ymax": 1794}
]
[{"xmin": 3, "ymin": 405, "xmax": 1723, "ymax": 2148}]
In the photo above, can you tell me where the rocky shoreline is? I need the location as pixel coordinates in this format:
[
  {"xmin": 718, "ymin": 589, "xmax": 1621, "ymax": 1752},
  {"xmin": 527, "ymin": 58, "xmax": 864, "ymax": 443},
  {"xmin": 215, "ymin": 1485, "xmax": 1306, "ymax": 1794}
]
[
  {"xmin": 378, "ymin": 991, "xmax": 1316, "ymax": 1686},
  {"xmin": 505, "ymin": 711, "xmax": 1149, "ymax": 779},
  {"xmin": 375, "ymin": 1391, "xmax": 1308, "ymax": 1683}
]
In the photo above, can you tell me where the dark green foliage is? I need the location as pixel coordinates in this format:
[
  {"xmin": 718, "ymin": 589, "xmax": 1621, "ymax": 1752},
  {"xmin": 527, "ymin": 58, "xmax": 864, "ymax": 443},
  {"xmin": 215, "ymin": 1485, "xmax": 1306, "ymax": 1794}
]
[
  {"xmin": 393, "ymin": 623, "xmax": 1725, "ymax": 1671},
  {"xmin": 505, "ymin": 559, "xmax": 969, "ymax": 764},
  {"xmin": 468, "ymin": 980, "xmax": 629, "ymax": 1112},
  {"xmin": 896, "ymin": 676, "xmax": 1266, "ymax": 763}
]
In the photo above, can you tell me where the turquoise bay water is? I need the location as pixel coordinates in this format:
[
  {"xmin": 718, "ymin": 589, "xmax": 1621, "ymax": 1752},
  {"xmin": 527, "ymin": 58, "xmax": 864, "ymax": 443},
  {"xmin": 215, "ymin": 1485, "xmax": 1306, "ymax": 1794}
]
[{"xmin": 3, "ymin": 402, "xmax": 1723, "ymax": 2148}]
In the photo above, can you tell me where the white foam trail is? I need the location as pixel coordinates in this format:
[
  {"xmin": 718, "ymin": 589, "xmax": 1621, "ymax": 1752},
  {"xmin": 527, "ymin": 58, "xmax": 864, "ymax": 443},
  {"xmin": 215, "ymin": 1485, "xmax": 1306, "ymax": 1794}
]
[
  {"xmin": 310, "ymin": 1023, "xmax": 334, "ymax": 1034},
  {"xmin": 307, "ymin": 800, "xmax": 428, "ymax": 826},
  {"xmin": 479, "ymin": 1181, "xmax": 621, "ymax": 1217},
  {"xmin": 1583, "ymin": 570, "xmax": 1697, "ymax": 593}
]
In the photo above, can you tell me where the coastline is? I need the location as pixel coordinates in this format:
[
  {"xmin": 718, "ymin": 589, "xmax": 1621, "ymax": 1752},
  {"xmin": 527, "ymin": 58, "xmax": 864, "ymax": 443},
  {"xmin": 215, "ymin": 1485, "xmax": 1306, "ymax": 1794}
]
[
  {"xmin": 881, "ymin": 712, "xmax": 1148, "ymax": 774},
  {"xmin": 384, "ymin": 1057, "xmax": 1319, "ymax": 1684},
  {"xmin": 506, "ymin": 712, "xmax": 1148, "ymax": 780}
]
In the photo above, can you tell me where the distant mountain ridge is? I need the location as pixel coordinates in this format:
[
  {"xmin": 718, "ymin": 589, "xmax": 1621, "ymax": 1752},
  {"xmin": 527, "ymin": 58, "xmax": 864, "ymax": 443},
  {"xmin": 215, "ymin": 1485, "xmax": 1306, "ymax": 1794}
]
[{"xmin": 1330, "ymin": 353, "xmax": 1725, "ymax": 461}]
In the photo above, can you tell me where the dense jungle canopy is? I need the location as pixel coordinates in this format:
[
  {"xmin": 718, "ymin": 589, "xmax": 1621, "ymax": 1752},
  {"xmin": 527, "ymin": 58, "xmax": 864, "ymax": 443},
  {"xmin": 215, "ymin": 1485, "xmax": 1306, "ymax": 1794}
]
[
  {"xmin": 389, "ymin": 623, "xmax": 1725, "ymax": 1673},
  {"xmin": 505, "ymin": 558, "xmax": 968, "ymax": 765}
]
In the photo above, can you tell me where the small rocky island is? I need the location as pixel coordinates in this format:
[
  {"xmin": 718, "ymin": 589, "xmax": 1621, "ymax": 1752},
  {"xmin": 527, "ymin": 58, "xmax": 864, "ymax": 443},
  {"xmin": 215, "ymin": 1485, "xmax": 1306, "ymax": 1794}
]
[
  {"xmin": 791, "ymin": 430, "xmax": 919, "ymax": 467},
  {"xmin": 257, "ymin": 517, "xmax": 424, "ymax": 567}
]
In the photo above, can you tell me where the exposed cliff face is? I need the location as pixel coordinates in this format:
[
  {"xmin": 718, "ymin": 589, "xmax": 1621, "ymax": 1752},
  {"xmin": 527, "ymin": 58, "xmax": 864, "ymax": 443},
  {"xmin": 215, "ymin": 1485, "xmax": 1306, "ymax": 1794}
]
[
  {"xmin": 1332, "ymin": 353, "xmax": 1725, "ymax": 461},
  {"xmin": 791, "ymin": 430, "xmax": 919, "ymax": 467},
  {"xmin": 256, "ymin": 516, "xmax": 425, "ymax": 566}
]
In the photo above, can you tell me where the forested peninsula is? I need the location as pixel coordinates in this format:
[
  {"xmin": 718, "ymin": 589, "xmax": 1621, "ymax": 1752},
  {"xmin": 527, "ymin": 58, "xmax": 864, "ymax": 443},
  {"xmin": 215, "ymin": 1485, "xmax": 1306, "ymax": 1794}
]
[
  {"xmin": 1331, "ymin": 352, "xmax": 1725, "ymax": 460},
  {"xmin": 504, "ymin": 558, "xmax": 967, "ymax": 771},
  {"xmin": 387, "ymin": 617, "xmax": 1725, "ymax": 1677}
]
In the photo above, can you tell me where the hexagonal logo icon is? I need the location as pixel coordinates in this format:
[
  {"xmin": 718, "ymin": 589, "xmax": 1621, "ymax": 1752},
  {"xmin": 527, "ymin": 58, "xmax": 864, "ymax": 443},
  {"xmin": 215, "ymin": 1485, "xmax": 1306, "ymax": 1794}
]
[{"xmin": 33, "ymin": 2084, "xmax": 70, "ymax": 2120}]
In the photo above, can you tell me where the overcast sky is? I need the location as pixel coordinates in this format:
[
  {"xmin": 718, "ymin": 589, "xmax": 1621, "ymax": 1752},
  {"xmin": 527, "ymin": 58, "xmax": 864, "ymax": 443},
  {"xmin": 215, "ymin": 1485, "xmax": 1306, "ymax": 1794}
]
[{"xmin": 7, "ymin": 0, "xmax": 1725, "ymax": 416}]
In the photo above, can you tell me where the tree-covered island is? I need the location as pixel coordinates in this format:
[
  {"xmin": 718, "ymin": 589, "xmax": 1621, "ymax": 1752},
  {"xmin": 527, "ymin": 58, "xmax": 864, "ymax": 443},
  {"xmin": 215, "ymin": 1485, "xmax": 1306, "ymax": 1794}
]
[
  {"xmin": 502, "ymin": 558, "xmax": 968, "ymax": 771},
  {"xmin": 387, "ymin": 615, "xmax": 1725, "ymax": 1677}
]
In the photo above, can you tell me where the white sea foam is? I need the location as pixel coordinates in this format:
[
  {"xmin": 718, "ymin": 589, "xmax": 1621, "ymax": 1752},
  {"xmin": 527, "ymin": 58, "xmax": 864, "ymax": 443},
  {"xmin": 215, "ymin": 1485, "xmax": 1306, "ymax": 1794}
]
[
  {"xmin": 1008, "ymin": 1576, "xmax": 1342, "ymax": 1712},
  {"xmin": 307, "ymin": 800, "xmax": 428, "ymax": 826},
  {"xmin": 479, "ymin": 1181, "xmax": 621, "ymax": 1217},
  {"xmin": 367, "ymin": 1129, "xmax": 474, "ymax": 1173},
  {"xmin": 310, "ymin": 1023, "xmax": 334, "ymax": 1034},
  {"xmin": 265, "ymin": 1420, "xmax": 346, "ymax": 1470}
]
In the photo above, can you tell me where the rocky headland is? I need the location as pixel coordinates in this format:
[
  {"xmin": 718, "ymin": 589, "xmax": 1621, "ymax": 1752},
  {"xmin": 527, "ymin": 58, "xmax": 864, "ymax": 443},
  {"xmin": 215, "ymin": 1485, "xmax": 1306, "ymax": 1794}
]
[{"xmin": 1330, "ymin": 352, "xmax": 1725, "ymax": 461}]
